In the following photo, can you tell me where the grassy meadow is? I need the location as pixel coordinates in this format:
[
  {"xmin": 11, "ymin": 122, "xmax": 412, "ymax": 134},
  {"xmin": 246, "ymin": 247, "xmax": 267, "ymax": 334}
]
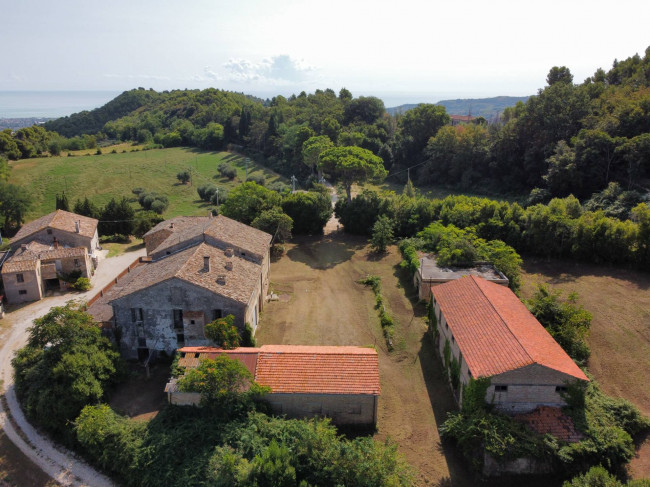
[{"xmin": 8, "ymin": 146, "xmax": 289, "ymax": 220}]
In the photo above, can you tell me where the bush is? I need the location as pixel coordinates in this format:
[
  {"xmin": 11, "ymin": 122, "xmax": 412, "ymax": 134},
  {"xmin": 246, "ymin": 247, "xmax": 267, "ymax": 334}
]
[
  {"xmin": 12, "ymin": 303, "xmax": 123, "ymax": 441},
  {"xmin": 282, "ymin": 191, "xmax": 332, "ymax": 234},
  {"xmin": 73, "ymin": 277, "xmax": 92, "ymax": 291},
  {"xmin": 176, "ymin": 170, "xmax": 191, "ymax": 184},
  {"xmin": 138, "ymin": 191, "xmax": 169, "ymax": 214},
  {"xmin": 267, "ymin": 181, "xmax": 288, "ymax": 193},
  {"xmin": 204, "ymin": 315, "xmax": 240, "ymax": 349},
  {"xmin": 247, "ymin": 173, "xmax": 266, "ymax": 186},
  {"xmin": 370, "ymin": 215, "xmax": 394, "ymax": 253},
  {"xmin": 218, "ymin": 162, "xmax": 237, "ymax": 180},
  {"xmin": 197, "ymin": 184, "xmax": 218, "ymax": 202}
]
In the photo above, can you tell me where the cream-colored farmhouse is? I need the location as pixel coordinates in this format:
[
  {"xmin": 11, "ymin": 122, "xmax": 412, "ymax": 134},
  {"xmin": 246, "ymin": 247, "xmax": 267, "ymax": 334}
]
[
  {"xmin": 1, "ymin": 210, "xmax": 98, "ymax": 304},
  {"xmin": 165, "ymin": 345, "xmax": 381, "ymax": 426},
  {"xmin": 431, "ymin": 275, "xmax": 588, "ymax": 413}
]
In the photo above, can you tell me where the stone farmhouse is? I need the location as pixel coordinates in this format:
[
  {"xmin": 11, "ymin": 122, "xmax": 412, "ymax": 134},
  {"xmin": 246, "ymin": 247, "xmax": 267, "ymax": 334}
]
[
  {"xmin": 90, "ymin": 215, "xmax": 271, "ymax": 360},
  {"xmin": 1, "ymin": 210, "xmax": 99, "ymax": 304},
  {"xmin": 431, "ymin": 275, "xmax": 588, "ymax": 413},
  {"xmin": 414, "ymin": 254, "xmax": 509, "ymax": 300},
  {"xmin": 165, "ymin": 345, "xmax": 381, "ymax": 426}
]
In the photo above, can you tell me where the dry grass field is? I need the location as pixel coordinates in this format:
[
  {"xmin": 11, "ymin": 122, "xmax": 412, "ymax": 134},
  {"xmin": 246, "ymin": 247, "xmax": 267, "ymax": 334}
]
[{"xmin": 520, "ymin": 258, "xmax": 650, "ymax": 479}]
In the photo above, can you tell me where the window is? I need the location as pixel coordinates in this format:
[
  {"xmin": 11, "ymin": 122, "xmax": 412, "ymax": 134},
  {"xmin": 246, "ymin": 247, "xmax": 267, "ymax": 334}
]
[
  {"xmin": 212, "ymin": 309, "xmax": 222, "ymax": 321},
  {"xmin": 47, "ymin": 229, "xmax": 52, "ymax": 235},
  {"xmin": 16, "ymin": 273, "xmax": 24, "ymax": 283},
  {"xmin": 137, "ymin": 337, "xmax": 147, "ymax": 347},
  {"xmin": 190, "ymin": 319, "xmax": 195, "ymax": 325},
  {"xmin": 176, "ymin": 333, "xmax": 185, "ymax": 344},
  {"xmin": 131, "ymin": 308, "xmax": 144, "ymax": 322},
  {"xmin": 494, "ymin": 385, "xmax": 508, "ymax": 392},
  {"xmin": 18, "ymin": 290, "xmax": 27, "ymax": 295},
  {"xmin": 555, "ymin": 386, "xmax": 568, "ymax": 393},
  {"xmin": 74, "ymin": 259, "xmax": 80, "ymax": 267}
]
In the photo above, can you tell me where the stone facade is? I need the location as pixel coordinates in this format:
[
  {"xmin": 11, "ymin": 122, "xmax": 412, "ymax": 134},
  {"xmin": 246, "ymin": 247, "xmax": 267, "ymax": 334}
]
[
  {"xmin": 112, "ymin": 278, "xmax": 259, "ymax": 360},
  {"xmin": 2, "ymin": 264, "xmax": 42, "ymax": 304}
]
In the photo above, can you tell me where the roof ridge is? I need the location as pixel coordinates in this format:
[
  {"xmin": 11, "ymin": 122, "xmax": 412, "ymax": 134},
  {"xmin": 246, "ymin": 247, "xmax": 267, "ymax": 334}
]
[{"xmin": 470, "ymin": 276, "xmax": 535, "ymax": 366}]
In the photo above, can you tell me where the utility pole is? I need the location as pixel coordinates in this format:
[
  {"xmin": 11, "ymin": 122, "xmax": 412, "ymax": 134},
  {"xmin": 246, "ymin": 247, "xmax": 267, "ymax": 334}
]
[
  {"xmin": 407, "ymin": 167, "xmax": 410, "ymax": 183},
  {"xmin": 215, "ymin": 188, "xmax": 219, "ymax": 207},
  {"xmin": 291, "ymin": 175, "xmax": 297, "ymax": 193}
]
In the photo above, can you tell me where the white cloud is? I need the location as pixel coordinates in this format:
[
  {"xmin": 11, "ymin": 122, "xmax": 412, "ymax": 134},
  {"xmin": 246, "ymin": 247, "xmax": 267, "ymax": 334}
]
[{"xmin": 201, "ymin": 55, "xmax": 319, "ymax": 86}]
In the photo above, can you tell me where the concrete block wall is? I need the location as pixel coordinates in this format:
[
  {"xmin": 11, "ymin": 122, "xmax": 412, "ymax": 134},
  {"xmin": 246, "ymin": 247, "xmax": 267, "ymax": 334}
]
[{"xmin": 266, "ymin": 393, "xmax": 377, "ymax": 425}]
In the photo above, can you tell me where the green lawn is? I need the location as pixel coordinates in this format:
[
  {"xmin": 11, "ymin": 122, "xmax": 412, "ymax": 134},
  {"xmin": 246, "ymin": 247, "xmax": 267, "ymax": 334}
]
[{"xmin": 8, "ymin": 148, "xmax": 288, "ymax": 220}]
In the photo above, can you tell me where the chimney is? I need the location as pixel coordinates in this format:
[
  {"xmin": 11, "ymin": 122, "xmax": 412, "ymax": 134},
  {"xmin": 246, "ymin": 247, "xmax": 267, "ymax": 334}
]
[
  {"xmin": 208, "ymin": 210, "xmax": 213, "ymax": 219},
  {"xmin": 20, "ymin": 244, "xmax": 27, "ymax": 251},
  {"xmin": 203, "ymin": 256, "xmax": 210, "ymax": 272},
  {"xmin": 75, "ymin": 221, "xmax": 80, "ymax": 233},
  {"xmin": 224, "ymin": 247, "xmax": 234, "ymax": 257},
  {"xmin": 170, "ymin": 222, "xmax": 175, "ymax": 229},
  {"xmin": 53, "ymin": 237, "xmax": 59, "ymax": 249},
  {"xmin": 217, "ymin": 274, "xmax": 226, "ymax": 285},
  {"xmin": 225, "ymin": 260, "xmax": 233, "ymax": 271}
]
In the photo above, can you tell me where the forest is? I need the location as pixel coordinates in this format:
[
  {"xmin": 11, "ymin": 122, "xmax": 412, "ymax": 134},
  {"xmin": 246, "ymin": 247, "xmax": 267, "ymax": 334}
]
[{"xmin": 0, "ymin": 47, "xmax": 644, "ymax": 203}]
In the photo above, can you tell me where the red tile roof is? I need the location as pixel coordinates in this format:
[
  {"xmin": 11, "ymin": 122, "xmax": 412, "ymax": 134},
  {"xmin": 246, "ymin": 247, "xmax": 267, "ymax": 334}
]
[
  {"xmin": 515, "ymin": 406, "xmax": 583, "ymax": 443},
  {"xmin": 177, "ymin": 345, "xmax": 381, "ymax": 396},
  {"xmin": 256, "ymin": 345, "xmax": 380, "ymax": 395},
  {"xmin": 431, "ymin": 276, "xmax": 588, "ymax": 381}
]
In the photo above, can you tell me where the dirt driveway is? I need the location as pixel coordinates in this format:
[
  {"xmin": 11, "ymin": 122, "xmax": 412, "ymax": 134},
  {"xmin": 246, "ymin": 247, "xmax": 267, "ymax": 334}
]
[{"xmin": 256, "ymin": 234, "xmax": 471, "ymax": 486}]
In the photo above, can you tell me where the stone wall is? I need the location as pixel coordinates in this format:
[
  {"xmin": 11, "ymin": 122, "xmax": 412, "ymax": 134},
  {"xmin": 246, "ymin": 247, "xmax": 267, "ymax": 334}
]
[
  {"xmin": 2, "ymin": 266, "xmax": 42, "ymax": 303},
  {"xmin": 113, "ymin": 278, "xmax": 249, "ymax": 360}
]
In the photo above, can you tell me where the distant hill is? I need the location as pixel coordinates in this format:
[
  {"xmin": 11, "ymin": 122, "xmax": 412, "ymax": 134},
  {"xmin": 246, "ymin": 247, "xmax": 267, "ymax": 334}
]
[{"xmin": 386, "ymin": 96, "xmax": 530, "ymax": 120}]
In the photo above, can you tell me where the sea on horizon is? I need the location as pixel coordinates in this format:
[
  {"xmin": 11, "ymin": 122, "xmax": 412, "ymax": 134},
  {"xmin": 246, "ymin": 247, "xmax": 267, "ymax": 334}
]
[{"xmin": 0, "ymin": 91, "xmax": 122, "ymax": 119}]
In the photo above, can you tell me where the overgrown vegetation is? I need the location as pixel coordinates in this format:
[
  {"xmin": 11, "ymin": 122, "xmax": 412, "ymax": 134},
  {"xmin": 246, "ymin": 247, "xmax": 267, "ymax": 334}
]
[
  {"xmin": 74, "ymin": 406, "xmax": 413, "ymax": 487},
  {"xmin": 359, "ymin": 275, "xmax": 396, "ymax": 350},
  {"xmin": 12, "ymin": 302, "xmax": 123, "ymax": 443},
  {"xmin": 527, "ymin": 286, "xmax": 593, "ymax": 365}
]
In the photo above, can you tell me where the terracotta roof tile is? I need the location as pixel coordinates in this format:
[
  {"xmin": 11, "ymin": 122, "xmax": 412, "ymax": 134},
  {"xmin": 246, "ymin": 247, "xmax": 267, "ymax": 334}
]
[
  {"xmin": 515, "ymin": 406, "xmax": 583, "ymax": 443},
  {"xmin": 111, "ymin": 243, "xmax": 260, "ymax": 304},
  {"xmin": 1, "ymin": 258, "xmax": 38, "ymax": 273},
  {"xmin": 147, "ymin": 216, "xmax": 211, "ymax": 255},
  {"xmin": 2, "ymin": 242, "xmax": 87, "ymax": 274},
  {"xmin": 11, "ymin": 210, "xmax": 97, "ymax": 243},
  {"xmin": 203, "ymin": 215, "xmax": 272, "ymax": 259},
  {"xmin": 256, "ymin": 345, "xmax": 381, "ymax": 395},
  {"xmin": 431, "ymin": 276, "xmax": 588, "ymax": 381},
  {"xmin": 177, "ymin": 345, "xmax": 381, "ymax": 396}
]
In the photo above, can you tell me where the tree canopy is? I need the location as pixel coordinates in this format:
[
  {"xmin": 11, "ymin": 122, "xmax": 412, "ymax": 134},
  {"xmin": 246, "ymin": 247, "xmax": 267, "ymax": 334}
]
[{"xmin": 319, "ymin": 146, "xmax": 387, "ymax": 201}]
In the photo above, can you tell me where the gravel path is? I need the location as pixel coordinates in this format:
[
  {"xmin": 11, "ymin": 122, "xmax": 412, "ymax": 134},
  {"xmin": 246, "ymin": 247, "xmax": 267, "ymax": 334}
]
[{"xmin": 0, "ymin": 248, "xmax": 146, "ymax": 486}]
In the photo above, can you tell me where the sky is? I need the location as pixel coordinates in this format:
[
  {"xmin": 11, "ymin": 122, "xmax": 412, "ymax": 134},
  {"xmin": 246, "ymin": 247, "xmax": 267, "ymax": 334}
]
[{"xmin": 1, "ymin": 0, "xmax": 649, "ymax": 104}]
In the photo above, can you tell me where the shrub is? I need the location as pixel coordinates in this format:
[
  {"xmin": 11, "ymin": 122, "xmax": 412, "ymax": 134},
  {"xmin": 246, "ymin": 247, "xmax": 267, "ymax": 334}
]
[
  {"xmin": 282, "ymin": 191, "xmax": 332, "ymax": 234},
  {"xmin": 73, "ymin": 277, "xmax": 92, "ymax": 291},
  {"xmin": 204, "ymin": 315, "xmax": 240, "ymax": 349},
  {"xmin": 218, "ymin": 162, "xmax": 237, "ymax": 180},
  {"xmin": 370, "ymin": 215, "xmax": 394, "ymax": 253},
  {"xmin": 241, "ymin": 323, "xmax": 256, "ymax": 347},
  {"xmin": 176, "ymin": 170, "xmax": 191, "ymax": 184},
  {"xmin": 197, "ymin": 184, "xmax": 218, "ymax": 202},
  {"xmin": 247, "ymin": 173, "xmax": 266, "ymax": 186}
]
